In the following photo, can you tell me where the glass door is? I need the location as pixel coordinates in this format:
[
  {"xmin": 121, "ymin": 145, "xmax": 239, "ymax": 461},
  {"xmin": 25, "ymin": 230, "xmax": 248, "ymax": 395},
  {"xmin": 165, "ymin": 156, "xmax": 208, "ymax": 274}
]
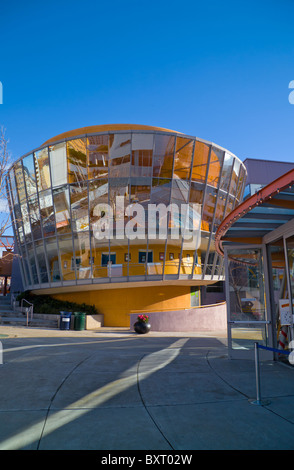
[{"xmin": 225, "ymin": 245, "xmax": 273, "ymax": 359}]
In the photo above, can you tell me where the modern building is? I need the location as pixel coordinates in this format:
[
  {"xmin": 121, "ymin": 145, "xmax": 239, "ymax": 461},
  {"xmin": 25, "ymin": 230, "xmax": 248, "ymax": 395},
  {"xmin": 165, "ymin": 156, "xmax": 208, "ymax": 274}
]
[
  {"xmin": 243, "ymin": 158, "xmax": 294, "ymax": 199},
  {"xmin": 216, "ymin": 167, "xmax": 294, "ymax": 359},
  {"xmin": 7, "ymin": 124, "xmax": 246, "ymax": 327}
]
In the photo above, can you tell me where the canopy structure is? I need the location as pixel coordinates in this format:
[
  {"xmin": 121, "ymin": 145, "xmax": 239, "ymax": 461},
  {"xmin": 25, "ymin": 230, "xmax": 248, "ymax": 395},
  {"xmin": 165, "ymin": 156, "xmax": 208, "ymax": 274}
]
[{"xmin": 215, "ymin": 168, "xmax": 294, "ymax": 259}]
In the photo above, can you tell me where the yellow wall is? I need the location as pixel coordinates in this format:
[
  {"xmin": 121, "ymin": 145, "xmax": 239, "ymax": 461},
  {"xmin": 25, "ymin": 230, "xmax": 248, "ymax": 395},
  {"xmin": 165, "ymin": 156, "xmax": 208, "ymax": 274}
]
[{"xmin": 53, "ymin": 284, "xmax": 193, "ymax": 327}]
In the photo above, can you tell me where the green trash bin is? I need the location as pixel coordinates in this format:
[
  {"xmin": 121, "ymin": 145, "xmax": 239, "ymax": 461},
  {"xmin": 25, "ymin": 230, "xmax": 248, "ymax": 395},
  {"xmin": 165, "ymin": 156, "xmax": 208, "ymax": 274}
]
[{"xmin": 74, "ymin": 312, "xmax": 86, "ymax": 331}]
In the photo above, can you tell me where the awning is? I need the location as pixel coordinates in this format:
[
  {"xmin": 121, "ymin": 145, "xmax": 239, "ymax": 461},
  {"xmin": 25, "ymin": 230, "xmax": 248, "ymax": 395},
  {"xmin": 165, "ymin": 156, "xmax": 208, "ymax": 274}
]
[{"xmin": 215, "ymin": 168, "xmax": 294, "ymax": 256}]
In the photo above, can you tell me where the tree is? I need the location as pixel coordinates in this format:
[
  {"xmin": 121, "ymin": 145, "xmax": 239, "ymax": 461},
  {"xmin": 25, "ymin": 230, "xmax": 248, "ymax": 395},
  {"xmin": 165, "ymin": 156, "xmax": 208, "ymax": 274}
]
[{"xmin": 0, "ymin": 127, "xmax": 14, "ymax": 252}]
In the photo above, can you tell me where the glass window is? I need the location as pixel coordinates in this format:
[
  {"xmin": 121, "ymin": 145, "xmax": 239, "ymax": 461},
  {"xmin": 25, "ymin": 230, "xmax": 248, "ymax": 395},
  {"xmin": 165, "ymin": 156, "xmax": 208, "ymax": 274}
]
[
  {"xmin": 164, "ymin": 240, "xmax": 182, "ymax": 275},
  {"xmin": 67, "ymin": 138, "xmax": 87, "ymax": 183},
  {"xmin": 202, "ymin": 187, "xmax": 217, "ymax": 232},
  {"xmin": 91, "ymin": 233, "xmax": 109, "ymax": 279},
  {"xmin": 131, "ymin": 133, "xmax": 153, "ymax": 178},
  {"xmin": 28, "ymin": 194, "xmax": 42, "ymax": 240},
  {"xmin": 153, "ymin": 134, "xmax": 175, "ymax": 178},
  {"xmin": 214, "ymin": 191, "xmax": 227, "ymax": 228},
  {"xmin": 14, "ymin": 162, "xmax": 26, "ymax": 203},
  {"xmin": 189, "ymin": 181, "xmax": 203, "ymax": 206},
  {"xmin": 73, "ymin": 232, "xmax": 91, "ymax": 279},
  {"xmin": 53, "ymin": 185, "xmax": 71, "ymax": 234},
  {"xmin": 173, "ymin": 137, "xmax": 193, "ymax": 181},
  {"xmin": 22, "ymin": 154, "xmax": 37, "ymax": 196},
  {"xmin": 151, "ymin": 178, "xmax": 172, "ymax": 205},
  {"xmin": 26, "ymin": 243, "xmax": 39, "ymax": 284},
  {"xmin": 207, "ymin": 147, "xmax": 224, "ymax": 188},
  {"xmin": 237, "ymin": 166, "xmax": 246, "ymax": 201},
  {"xmin": 21, "ymin": 249, "xmax": 33, "ymax": 286},
  {"xmin": 87, "ymin": 134, "xmax": 109, "ymax": 180},
  {"xmin": 230, "ymin": 158, "xmax": 241, "ymax": 196},
  {"xmin": 89, "ymin": 179, "xmax": 109, "ymax": 234},
  {"xmin": 44, "ymin": 237, "xmax": 61, "ymax": 282},
  {"xmin": 9, "ymin": 168, "xmax": 19, "ymax": 205},
  {"xmin": 35, "ymin": 240, "xmax": 49, "ymax": 283},
  {"xmin": 58, "ymin": 234, "xmax": 75, "ymax": 282},
  {"xmin": 39, "ymin": 190, "xmax": 56, "ymax": 237},
  {"xmin": 70, "ymin": 182, "xmax": 89, "ymax": 232},
  {"xmin": 219, "ymin": 152, "xmax": 234, "ymax": 192},
  {"xmin": 20, "ymin": 202, "xmax": 32, "ymax": 242},
  {"xmin": 109, "ymin": 133, "xmax": 131, "ymax": 178},
  {"xmin": 191, "ymin": 141, "xmax": 210, "ymax": 183},
  {"xmin": 34, "ymin": 147, "xmax": 51, "ymax": 191},
  {"xmin": 49, "ymin": 142, "xmax": 67, "ymax": 187}
]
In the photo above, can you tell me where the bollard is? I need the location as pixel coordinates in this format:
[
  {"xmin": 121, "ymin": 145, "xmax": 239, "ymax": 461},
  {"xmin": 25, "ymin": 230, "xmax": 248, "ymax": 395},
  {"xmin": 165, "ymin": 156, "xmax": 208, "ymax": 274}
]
[{"xmin": 249, "ymin": 342, "xmax": 271, "ymax": 406}]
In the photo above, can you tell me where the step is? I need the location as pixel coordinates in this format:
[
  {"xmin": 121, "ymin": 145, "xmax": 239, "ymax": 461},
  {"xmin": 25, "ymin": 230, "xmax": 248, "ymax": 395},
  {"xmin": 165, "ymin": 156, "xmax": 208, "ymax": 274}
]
[{"xmin": 0, "ymin": 316, "xmax": 59, "ymax": 328}]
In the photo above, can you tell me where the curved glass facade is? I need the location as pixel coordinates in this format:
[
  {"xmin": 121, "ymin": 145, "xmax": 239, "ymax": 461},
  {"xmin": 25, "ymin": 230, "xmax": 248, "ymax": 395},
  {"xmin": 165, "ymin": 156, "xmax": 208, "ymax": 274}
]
[{"xmin": 6, "ymin": 127, "xmax": 246, "ymax": 291}]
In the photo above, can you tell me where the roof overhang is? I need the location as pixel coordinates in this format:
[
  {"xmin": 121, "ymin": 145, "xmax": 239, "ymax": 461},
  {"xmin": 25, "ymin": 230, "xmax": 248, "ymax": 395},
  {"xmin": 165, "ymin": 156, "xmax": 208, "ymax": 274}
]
[{"xmin": 215, "ymin": 168, "xmax": 294, "ymax": 257}]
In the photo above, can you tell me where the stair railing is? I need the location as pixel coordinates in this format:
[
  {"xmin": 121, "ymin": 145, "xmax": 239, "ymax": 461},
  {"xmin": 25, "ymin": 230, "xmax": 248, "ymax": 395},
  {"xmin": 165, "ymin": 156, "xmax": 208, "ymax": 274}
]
[{"xmin": 21, "ymin": 299, "xmax": 34, "ymax": 327}]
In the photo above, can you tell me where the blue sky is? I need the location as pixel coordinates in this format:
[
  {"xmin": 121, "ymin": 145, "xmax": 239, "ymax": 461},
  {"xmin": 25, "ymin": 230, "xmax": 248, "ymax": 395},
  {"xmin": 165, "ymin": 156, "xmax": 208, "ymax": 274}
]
[{"xmin": 1, "ymin": 0, "xmax": 294, "ymax": 164}]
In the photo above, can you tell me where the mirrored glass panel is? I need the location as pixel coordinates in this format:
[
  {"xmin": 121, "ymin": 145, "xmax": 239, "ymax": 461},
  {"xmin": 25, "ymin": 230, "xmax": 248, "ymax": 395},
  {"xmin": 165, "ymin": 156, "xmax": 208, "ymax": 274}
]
[
  {"xmin": 20, "ymin": 201, "xmax": 32, "ymax": 242},
  {"xmin": 73, "ymin": 232, "xmax": 91, "ymax": 280},
  {"xmin": 173, "ymin": 137, "xmax": 193, "ymax": 181},
  {"xmin": 9, "ymin": 169, "xmax": 19, "ymax": 205},
  {"xmin": 53, "ymin": 185, "xmax": 71, "ymax": 234},
  {"xmin": 202, "ymin": 187, "xmax": 217, "ymax": 232},
  {"xmin": 207, "ymin": 147, "xmax": 224, "ymax": 188},
  {"xmin": 219, "ymin": 152, "xmax": 234, "ymax": 192},
  {"xmin": 49, "ymin": 142, "xmax": 67, "ymax": 187},
  {"xmin": 191, "ymin": 141, "xmax": 210, "ymax": 183},
  {"xmin": 26, "ymin": 243, "xmax": 38, "ymax": 284},
  {"xmin": 35, "ymin": 240, "xmax": 49, "ymax": 283},
  {"xmin": 23, "ymin": 154, "xmax": 37, "ymax": 196},
  {"xmin": 131, "ymin": 133, "xmax": 153, "ymax": 178},
  {"xmin": 28, "ymin": 194, "xmax": 42, "ymax": 240},
  {"xmin": 87, "ymin": 134, "xmax": 109, "ymax": 180},
  {"xmin": 21, "ymin": 249, "xmax": 33, "ymax": 286},
  {"xmin": 237, "ymin": 166, "xmax": 246, "ymax": 201},
  {"xmin": 14, "ymin": 162, "xmax": 26, "ymax": 203},
  {"xmin": 34, "ymin": 147, "xmax": 51, "ymax": 191},
  {"xmin": 44, "ymin": 237, "xmax": 61, "ymax": 282},
  {"xmin": 151, "ymin": 178, "xmax": 172, "ymax": 205},
  {"xmin": 214, "ymin": 191, "xmax": 227, "ymax": 228},
  {"xmin": 39, "ymin": 190, "xmax": 56, "ymax": 237},
  {"xmin": 58, "ymin": 234, "xmax": 75, "ymax": 282},
  {"xmin": 109, "ymin": 133, "xmax": 131, "ymax": 178},
  {"xmin": 91, "ymin": 234, "xmax": 109, "ymax": 279},
  {"xmin": 67, "ymin": 138, "xmax": 87, "ymax": 183},
  {"xmin": 230, "ymin": 158, "xmax": 241, "ymax": 196},
  {"xmin": 70, "ymin": 182, "xmax": 89, "ymax": 232},
  {"xmin": 153, "ymin": 134, "xmax": 175, "ymax": 178}
]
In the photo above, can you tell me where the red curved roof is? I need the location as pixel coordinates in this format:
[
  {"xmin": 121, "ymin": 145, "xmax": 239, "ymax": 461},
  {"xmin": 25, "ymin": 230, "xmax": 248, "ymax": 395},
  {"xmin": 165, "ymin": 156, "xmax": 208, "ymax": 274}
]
[{"xmin": 215, "ymin": 168, "xmax": 294, "ymax": 256}]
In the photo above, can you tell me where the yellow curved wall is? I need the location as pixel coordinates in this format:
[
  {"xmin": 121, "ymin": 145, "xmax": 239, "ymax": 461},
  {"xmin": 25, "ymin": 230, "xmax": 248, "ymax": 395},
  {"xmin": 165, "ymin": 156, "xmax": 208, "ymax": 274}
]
[{"xmin": 53, "ymin": 285, "xmax": 192, "ymax": 327}]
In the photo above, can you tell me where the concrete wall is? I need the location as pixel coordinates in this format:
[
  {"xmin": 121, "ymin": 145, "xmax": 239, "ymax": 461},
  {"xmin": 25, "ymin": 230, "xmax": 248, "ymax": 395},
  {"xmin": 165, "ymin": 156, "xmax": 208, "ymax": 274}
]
[{"xmin": 130, "ymin": 302, "xmax": 227, "ymax": 332}]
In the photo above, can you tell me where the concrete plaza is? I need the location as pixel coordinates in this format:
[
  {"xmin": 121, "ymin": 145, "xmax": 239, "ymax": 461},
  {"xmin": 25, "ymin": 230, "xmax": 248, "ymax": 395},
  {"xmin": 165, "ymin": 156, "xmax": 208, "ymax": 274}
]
[{"xmin": 0, "ymin": 326, "xmax": 294, "ymax": 450}]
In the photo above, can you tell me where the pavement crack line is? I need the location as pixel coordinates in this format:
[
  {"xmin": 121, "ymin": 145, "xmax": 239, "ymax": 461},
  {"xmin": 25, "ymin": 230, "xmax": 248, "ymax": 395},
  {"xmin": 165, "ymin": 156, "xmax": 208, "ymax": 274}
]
[
  {"xmin": 205, "ymin": 350, "xmax": 250, "ymax": 400},
  {"xmin": 36, "ymin": 353, "xmax": 95, "ymax": 450},
  {"xmin": 136, "ymin": 354, "xmax": 174, "ymax": 451}
]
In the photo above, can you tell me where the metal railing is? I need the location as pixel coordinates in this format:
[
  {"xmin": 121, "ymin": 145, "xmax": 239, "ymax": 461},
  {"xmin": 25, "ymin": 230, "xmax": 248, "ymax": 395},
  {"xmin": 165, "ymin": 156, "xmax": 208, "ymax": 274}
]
[{"xmin": 20, "ymin": 298, "xmax": 34, "ymax": 327}]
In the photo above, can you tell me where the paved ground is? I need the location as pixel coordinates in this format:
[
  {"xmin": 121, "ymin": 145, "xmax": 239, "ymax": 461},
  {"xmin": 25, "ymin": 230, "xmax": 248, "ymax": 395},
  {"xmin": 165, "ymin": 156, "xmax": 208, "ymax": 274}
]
[{"xmin": 0, "ymin": 325, "xmax": 294, "ymax": 451}]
